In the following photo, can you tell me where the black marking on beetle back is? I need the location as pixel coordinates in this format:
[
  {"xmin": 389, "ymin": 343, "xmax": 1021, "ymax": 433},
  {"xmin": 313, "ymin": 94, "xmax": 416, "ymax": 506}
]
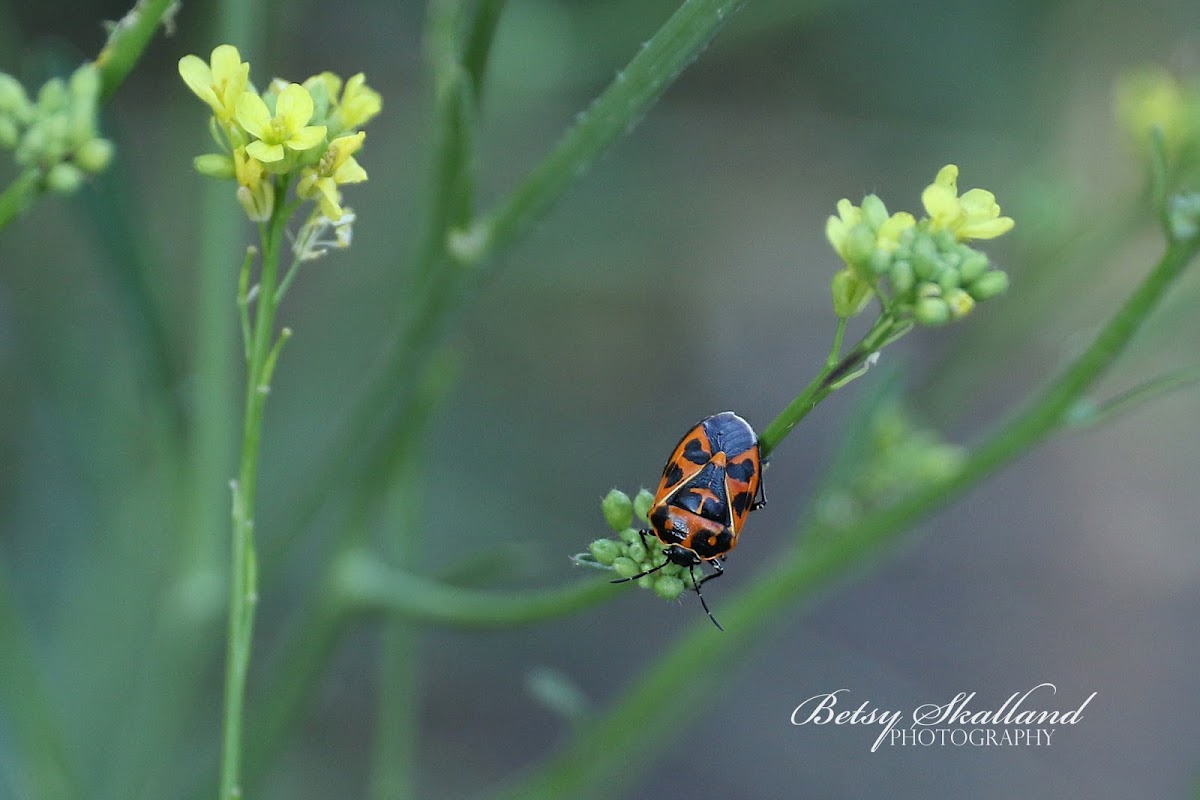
[
  {"xmin": 671, "ymin": 461, "xmax": 729, "ymax": 520},
  {"xmin": 689, "ymin": 527, "xmax": 733, "ymax": 559},
  {"xmin": 725, "ymin": 456, "xmax": 757, "ymax": 483},
  {"xmin": 681, "ymin": 437, "xmax": 710, "ymax": 465},
  {"xmin": 662, "ymin": 461, "xmax": 685, "ymax": 489},
  {"xmin": 731, "ymin": 490, "xmax": 752, "ymax": 516}
]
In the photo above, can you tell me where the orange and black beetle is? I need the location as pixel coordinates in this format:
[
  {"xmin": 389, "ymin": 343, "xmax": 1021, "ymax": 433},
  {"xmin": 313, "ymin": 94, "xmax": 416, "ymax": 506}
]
[{"xmin": 612, "ymin": 411, "xmax": 766, "ymax": 629}]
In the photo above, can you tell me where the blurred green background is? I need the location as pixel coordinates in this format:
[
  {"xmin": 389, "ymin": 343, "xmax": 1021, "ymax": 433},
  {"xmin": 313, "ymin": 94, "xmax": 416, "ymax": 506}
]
[{"xmin": 2, "ymin": 0, "xmax": 1199, "ymax": 798}]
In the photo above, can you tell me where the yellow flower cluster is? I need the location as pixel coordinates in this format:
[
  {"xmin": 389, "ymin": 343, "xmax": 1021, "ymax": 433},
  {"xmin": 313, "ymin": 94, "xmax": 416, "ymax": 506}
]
[
  {"xmin": 825, "ymin": 165, "xmax": 1014, "ymax": 325},
  {"xmin": 179, "ymin": 45, "xmax": 381, "ymax": 223}
]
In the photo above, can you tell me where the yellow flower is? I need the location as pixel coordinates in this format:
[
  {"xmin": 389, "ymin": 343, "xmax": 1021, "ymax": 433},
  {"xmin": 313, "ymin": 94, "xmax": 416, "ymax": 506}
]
[
  {"xmin": 236, "ymin": 83, "xmax": 327, "ymax": 164},
  {"xmin": 178, "ymin": 45, "xmax": 250, "ymax": 125},
  {"xmin": 297, "ymin": 132, "xmax": 368, "ymax": 219},
  {"xmin": 921, "ymin": 164, "xmax": 1014, "ymax": 241},
  {"xmin": 334, "ymin": 73, "xmax": 382, "ymax": 131}
]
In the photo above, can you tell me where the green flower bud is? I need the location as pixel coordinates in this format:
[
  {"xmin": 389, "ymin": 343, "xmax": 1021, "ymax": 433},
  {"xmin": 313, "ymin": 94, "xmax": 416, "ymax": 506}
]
[
  {"xmin": 932, "ymin": 228, "xmax": 957, "ymax": 252},
  {"xmin": 588, "ymin": 538, "xmax": 621, "ymax": 566},
  {"xmin": 635, "ymin": 574, "xmax": 655, "ymax": 589},
  {"xmin": 611, "ymin": 557, "xmax": 640, "ymax": 579},
  {"xmin": 618, "ymin": 527, "xmax": 642, "ymax": 544},
  {"xmin": 911, "ymin": 235, "xmax": 940, "ymax": 279},
  {"xmin": 936, "ymin": 268, "xmax": 960, "ymax": 291},
  {"xmin": 866, "ymin": 249, "xmax": 891, "ymax": 276},
  {"xmin": 16, "ymin": 125, "xmax": 46, "ymax": 165},
  {"xmin": 633, "ymin": 489, "xmax": 654, "ymax": 522},
  {"xmin": 967, "ymin": 270, "xmax": 1009, "ymax": 301},
  {"xmin": 37, "ymin": 78, "xmax": 66, "ymax": 113},
  {"xmin": 601, "ymin": 488, "xmax": 633, "ymax": 532},
  {"xmin": 0, "ymin": 74, "xmax": 28, "ymax": 116},
  {"xmin": 46, "ymin": 162, "xmax": 83, "ymax": 194},
  {"xmin": 0, "ymin": 116, "xmax": 17, "ymax": 149},
  {"xmin": 653, "ymin": 574, "xmax": 685, "ymax": 601},
  {"xmin": 69, "ymin": 65, "xmax": 100, "ymax": 103},
  {"xmin": 889, "ymin": 259, "xmax": 914, "ymax": 295},
  {"xmin": 945, "ymin": 288, "xmax": 975, "ymax": 319},
  {"xmin": 844, "ymin": 223, "xmax": 876, "ymax": 271},
  {"xmin": 914, "ymin": 296, "xmax": 951, "ymax": 326},
  {"xmin": 958, "ymin": 249, "xmax": 989, "ymax": 283},
  {"xmin": 916, "ymin": 281, "xmax": 942, "ymax": 298},
  {"xmin": 42, "ymin": 114, "xmax": 69, "ymax": 161},
  {"xmin": 626, "ymin": 541, "xmax": 648, "ymax": 564},
  {"xmin": 831, "ymin": 268, "xmax": 873, "ymax": 318},
  {"xmin": 917, "ymin": 443, "xmax": 966, "ymax": 482},
  {"xmin": 860, "ymin": 193, "xmax": 889, "ymax": 230},
  {"xmin": 75, "ymin": 138, "xmax": 113, "ymax": 173}
]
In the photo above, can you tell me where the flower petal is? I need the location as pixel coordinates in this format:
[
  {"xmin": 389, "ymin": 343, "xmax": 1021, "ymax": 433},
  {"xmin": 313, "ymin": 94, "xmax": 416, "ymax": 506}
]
[
  {"xmin": 959, "ymin": 216, "xmax": 1015, "ymax": 240},
  {"xmin": 333, "ymin": 155, "xmax": 367, "ymax": 184},
  {"xmin": 959, "ymin": 188, "xmax": 999, "ymax": 218},
  {"xmin": 934, "ymin": 164, "xmax": 959, "ymax": 189},
  {"xmin": 921, "ymin": 183, "xmax": 961, "ymax": 226},
  {"xmin": 286, "ymin": 125, "xmax": 328, "ymax": 152},
  {"xmin": 179, "ymin": 55, "xmax": 219, "ymax": 108},
  {"xmin": 246, "ymin": 140, "xmax": 285, "ymax": 163},
  {"xmin": 236, "ymin": 92, "xmax": 273, "ymax": 140},
  {"xmin": 275, "ymin": 83, "xmax": 314, "ymax": 128},
  {"xmin": 210, "ymin": 45, "xmax": 244, "ymax": 80}
]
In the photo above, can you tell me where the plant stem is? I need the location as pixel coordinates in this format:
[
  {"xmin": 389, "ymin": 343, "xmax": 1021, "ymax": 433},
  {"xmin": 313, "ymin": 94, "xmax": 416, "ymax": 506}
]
[
  {"xmin": 451, "ymin": 0, "xmax": 748, "ymax": 267},
  {"xmin": 487, "ymin": 232, "xmax": 1200, "ymax": 800},
  {"xmin": 759, "ymin": 313, "xmax": 901, "ymax": 457},
  {"xmin": 95, "ymin": 0, "xmax": 180, "ymax": 101},
  {"xmin": 218, "ymin": 184, "xmax": 291, "ymax": 800},
  {"xmin": 1067, "ymin": 364, "xmax": 1200, "ymax": 428},
  {"xmin": 335, "ymin": 550, "xmax": 622, "ymax": 628},
  {"xmin": 0, "ymin": 168, "xmax": 41, "ymax": 230}
]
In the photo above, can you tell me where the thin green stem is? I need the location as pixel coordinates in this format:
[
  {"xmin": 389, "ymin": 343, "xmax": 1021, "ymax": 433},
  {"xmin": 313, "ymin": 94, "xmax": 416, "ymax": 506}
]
[
  {"xmin": 218, "ymin": 182, "xmax": 291, "ymax": 800},
  {"xmin": 336, "ymin": 550, "xmax": 622, "ymax": 628},
  {"xmin": 94, "ymin": 0, "xmax": 179, "ymax": 101},
  {"xmin": 0, "ymin": 168, "xmax": 42, "ymax": 230},
  {"xmin": 759, "ymin": 313, "xmax": 901, "ymax": 457},
  {"xmin": 488, "ymin": 233, "xmax": 1200, "ymax": 800},
  {"xmin": 826, "ymin": 316, "xmax": 847, "ymax": 366},
  {"xmin": 1067, "ymin": 364, "xmax": 1200, "ymax": 429},
  {"xmin": 450, "ymin": 0, "xmax": 748, "ymax": 266}
]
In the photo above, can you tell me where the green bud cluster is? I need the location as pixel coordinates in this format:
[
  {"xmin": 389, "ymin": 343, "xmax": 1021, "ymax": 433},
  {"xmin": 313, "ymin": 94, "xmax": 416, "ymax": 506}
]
[
  {"xmin": 0, "ymin": 65, "xmax": 113, "ymax": 193},
  {"xmin": 816, "ymin": 403, "xmax": 965, "ymax": 527},
  {"xmin": 579, "ymin": 488, "xmax": 697, "ymax": 602},
  {"xmin": 864, "ymin": 221, "xmax": 1008, "ymax": 327}
]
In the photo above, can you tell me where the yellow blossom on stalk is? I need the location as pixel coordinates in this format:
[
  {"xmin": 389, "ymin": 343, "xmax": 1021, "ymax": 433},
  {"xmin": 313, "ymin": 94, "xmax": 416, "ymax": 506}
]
[
  {"xmin": 334, "ymin": 73, "xmax": 382, "ymax": 131},
  {"xmin": 236, "ymin": 83, "xmax": 327, "ymax": 165},
  {"xmin": 297, "ymin": 132, "xmax": 368, "ymax": 219},
  {"xmin": 1114, "ymin": 67, "xmax": 1191, "ymax": 153},
  {"xmin": 921, "ymin": 164, "xmax": 1014, "ymax": 241},
  {"xmin": 178, "ymin": 45, "xmax": 250, "ymax": 125}
]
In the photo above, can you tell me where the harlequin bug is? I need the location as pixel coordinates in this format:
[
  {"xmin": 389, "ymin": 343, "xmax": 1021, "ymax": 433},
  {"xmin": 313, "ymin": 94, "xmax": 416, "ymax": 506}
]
[{"xmin": 612, "ymin": 411, "xmax": 766, "ymax": 630}]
